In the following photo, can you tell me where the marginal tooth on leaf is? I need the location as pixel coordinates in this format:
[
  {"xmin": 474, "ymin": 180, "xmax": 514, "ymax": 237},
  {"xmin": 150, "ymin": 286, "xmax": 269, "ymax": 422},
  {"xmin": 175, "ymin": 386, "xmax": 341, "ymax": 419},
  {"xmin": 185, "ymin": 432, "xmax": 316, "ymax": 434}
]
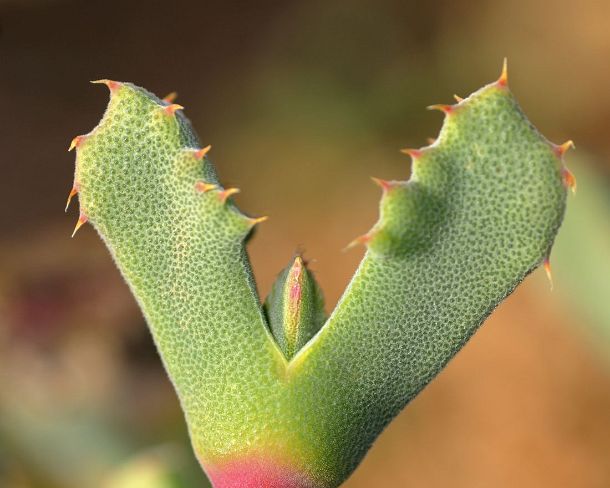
[
  {"xmin": 543, "ymin": 256, "xmax": 553, "ymax": 291},
  {"xmin": 497, "ymin": 57, "xmax": 509, "ymax": 87},
  {"xmin": 195, "ymin": 181, "xmax": 218, "ymax": 193},
  {"xmin": 218, "ymin": 187, "xmax": 240, "ymax": 203},
  {"xmin": 247, "ymin": 215, "xmax": 269, "ymax": 227},
  {"xmin": 195, "ymin": 145, "xmax": 212, "ymax": 160},
  {"xmin": 71, "ymin": 213, "xmax": 88, "ymax": 238},
  {"xmin": 427, "ymin": 104, "xmax": 454, "ymax": 114},
  {"xmin": 371, "ymin": 177, "xmax": 396, "ymax": 192},
  {"xmin": 561, "ymin": 167, "xmax": 577, "ymax": 193},
  {"xmin": 344, "ymin": 233, "xmax": 372, "ymax": 251},
  {"xmin": 65, "ymin": 186, "xmax": 78, "ymax": 212},
  {"xmin": 400, "ymin": 148, "xmax": 423, "ymax": 159},
  {"xmin": 163, "ymin": 104, "xmax": 184, "ymax": 115},
  {"xmin": 162, "ymin": 91, "xmax": 178, "ymax": 103},
  {"xmin": 453, "ymin": 94, "xmax": 464, "ymax": 102},
  {"xmin": 68, "ymin": 135, "xmax": 86, "ymax": 152},
  {"xmin": 426, "ymin": 137, "xmax": 436, "ymax": 145},
  {"xmin": 553, "ymin": 140, "xmax": 575, "ymax": 158},
  {"xmin": 90, "ymin": 79, "xmax": 122, "ymax": 92}
]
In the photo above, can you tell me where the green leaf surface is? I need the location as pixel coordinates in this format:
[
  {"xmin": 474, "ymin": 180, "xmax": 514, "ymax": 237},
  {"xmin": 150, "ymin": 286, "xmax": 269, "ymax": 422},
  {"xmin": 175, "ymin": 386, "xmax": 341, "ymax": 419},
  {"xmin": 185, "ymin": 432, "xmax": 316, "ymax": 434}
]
[{"xmin": 69, "ymin": 67, "xmax": 569, "ymax": 487}]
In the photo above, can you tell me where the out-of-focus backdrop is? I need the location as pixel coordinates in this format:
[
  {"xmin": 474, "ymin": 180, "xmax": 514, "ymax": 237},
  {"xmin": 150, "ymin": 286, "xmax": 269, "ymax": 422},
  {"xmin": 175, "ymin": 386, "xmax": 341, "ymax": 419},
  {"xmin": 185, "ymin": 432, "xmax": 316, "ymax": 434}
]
[{"xmin": 0, "ymin": 0, "xmax": 609, "ymax": 486}]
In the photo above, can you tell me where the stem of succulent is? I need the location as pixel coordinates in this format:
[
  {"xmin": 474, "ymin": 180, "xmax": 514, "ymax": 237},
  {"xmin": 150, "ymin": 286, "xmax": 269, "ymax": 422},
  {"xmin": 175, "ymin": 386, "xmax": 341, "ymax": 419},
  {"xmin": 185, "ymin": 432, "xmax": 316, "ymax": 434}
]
[{"xmin": 67, "ymin": 61, "xmax": 572, "ymax": 487}]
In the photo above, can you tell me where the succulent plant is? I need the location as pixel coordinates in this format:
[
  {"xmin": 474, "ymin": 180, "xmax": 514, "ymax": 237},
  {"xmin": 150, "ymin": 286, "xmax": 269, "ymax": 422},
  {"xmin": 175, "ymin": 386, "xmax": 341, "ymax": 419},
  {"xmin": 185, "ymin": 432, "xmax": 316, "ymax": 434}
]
[{"xmin": 66, "ymin": 62, "xmax": 574, "ymax": 488}]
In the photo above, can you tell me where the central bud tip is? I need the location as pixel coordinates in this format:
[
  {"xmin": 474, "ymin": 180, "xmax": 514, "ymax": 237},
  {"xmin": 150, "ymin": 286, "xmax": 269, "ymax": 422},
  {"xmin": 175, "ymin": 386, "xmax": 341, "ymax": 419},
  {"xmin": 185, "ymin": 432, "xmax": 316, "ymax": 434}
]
[{"xmin": 264, "ymin": 255, "xmax": 326, "ymax": 359}]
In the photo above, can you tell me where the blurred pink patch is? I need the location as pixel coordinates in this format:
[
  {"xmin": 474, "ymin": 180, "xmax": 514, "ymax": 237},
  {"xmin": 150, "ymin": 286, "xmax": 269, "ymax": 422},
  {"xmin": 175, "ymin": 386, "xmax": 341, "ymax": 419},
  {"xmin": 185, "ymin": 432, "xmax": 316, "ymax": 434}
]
[{"xmin": 206, "ymin": 457, "xmax": 318, "ymax": 488}]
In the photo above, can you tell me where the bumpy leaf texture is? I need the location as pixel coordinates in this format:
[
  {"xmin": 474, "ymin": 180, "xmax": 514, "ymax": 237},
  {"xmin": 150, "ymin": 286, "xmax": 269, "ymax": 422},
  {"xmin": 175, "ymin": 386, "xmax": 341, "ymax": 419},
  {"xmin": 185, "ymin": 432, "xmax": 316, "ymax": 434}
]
[{"xmin": 67, "ymin": 64, "xmax": 572, "ymax": 488}]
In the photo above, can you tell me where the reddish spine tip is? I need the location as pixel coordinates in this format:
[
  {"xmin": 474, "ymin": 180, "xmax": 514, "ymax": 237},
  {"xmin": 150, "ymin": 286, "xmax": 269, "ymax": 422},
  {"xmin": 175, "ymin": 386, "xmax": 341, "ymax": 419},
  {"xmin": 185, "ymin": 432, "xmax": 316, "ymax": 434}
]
[
  {"xmin": 561, "ymin": 167, "xmax": 577, "ymax": 193},
  {"xmin": 68, "ymin": 135, "xmax": 86, "ymax": 152},
  {"xmin": 543, "ymin": 256, "xmax": 553, "ymax": 290},
  {"xmin": 553, "ymin": 140, "xmax": 575, "ymax": 158},
  {"xmin": 195, "ymin": 181, "xmax": 217, "ymax": 193},
  {"xmin": 497, "ymin": 58, "xmax": 509, "ymax": 87},
  {"xmin": 195, "ymin": 144, "xmax": 212, "ymax": 160},
  {"xmin": 371, "ymin": 177, "xmax": 395, "ymax": 192},
  {"xmin": 65, "ymin": 186, "xmax": 78, "ymax": 212},
  {"xmin": 164, "ymin": 104, "xmax": 184, "ymax": 115},
  {"xmin": 91, "ymin": 79, "xmax": 122, "ymax": 92},
  {"xmin": 218, "ymin": 187, "xmax": 240, "ymax": 203},
  {"xmin": 345, "ymin": 233, "xmax": 372, "ymax": 251},
  {"xmin": 427, "ymin": 104, "xmax": 454, "ymax": 114},
  {"xmin": 400, "ymin": 148, "xmax": 423, "ymax": 159},
  {"xmin": 162, "ymin": 91, "xmax": 178, "ymax": 103},
  {"xmin": 71, "ymin": 213, "xmax": 88, "ymax": 238}
]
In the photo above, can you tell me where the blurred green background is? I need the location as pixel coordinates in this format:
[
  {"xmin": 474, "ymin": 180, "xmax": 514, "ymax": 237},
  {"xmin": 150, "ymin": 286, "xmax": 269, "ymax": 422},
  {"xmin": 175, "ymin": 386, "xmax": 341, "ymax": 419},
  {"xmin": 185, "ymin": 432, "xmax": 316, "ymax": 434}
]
[{"xmin": 0, "ymin": 0, "xmax": 609, "ymax": 486}]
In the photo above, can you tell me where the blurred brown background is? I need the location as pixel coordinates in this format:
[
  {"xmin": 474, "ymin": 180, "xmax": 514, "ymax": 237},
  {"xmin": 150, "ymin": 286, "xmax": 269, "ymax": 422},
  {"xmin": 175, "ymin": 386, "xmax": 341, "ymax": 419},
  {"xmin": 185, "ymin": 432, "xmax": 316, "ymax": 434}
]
[{"xmin": 0, "ymin": 0, "xmax": 609, "ymax": 487}]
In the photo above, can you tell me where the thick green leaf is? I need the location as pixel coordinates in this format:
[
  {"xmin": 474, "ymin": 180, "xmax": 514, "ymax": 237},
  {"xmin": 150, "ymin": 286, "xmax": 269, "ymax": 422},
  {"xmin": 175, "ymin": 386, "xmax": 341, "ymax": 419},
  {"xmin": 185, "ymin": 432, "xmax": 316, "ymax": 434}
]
[{"xmin": 69, "ymin": 68, "xmax": 569, "ymax": 487}]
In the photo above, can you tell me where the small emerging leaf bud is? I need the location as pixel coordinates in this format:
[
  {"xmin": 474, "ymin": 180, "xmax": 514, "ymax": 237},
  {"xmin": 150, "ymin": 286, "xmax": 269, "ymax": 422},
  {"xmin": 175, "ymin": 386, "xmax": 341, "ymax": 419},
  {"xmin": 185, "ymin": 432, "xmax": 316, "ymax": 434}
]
[{"xmin": 264, "ymin": 256, "xmax": 326, "ymax": 359}]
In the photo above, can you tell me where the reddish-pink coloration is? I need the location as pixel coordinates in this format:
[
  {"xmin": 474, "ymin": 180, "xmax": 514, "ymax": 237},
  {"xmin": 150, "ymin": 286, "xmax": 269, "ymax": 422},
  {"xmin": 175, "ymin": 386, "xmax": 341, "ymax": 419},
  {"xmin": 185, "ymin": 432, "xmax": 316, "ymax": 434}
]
[
  {"xmin": 553, "ymin": 140, "xmax": 575, "ymax": 158},
  {"xmin": 164, "ymin": 103, "xmax": 184, "ymax": 115},
  {"xmin": 163, "ymin": 91, "xmax": 178, "ymax": 103},
  {"xmin": 195, "ymin": 144, "xmax": 212, "ymax": 160},
  {"xmin": 290, "ymin": 283, "xmax": 302, "ymax": 301},
  {"xmin": 106, "ymin": 80, "xmax": 121, "ymax": 92},
  {"xmin": 371, "ymin": 177, "xmax": 397, "ymax": 192},
  {"xmin": 345, "ymin": 232, "xmax": 373, "ymax": 251},
  {"xmin": 561, "ymin": 167, "xmax": 577, "ymax": 193},
  {"xmin": 195, "ymin": 181, "xmax": 217, "ymax": 193},
  {"xmin": 65, "ymin": 186, "xmax": 78, "ymax": 212},
  {"xmin": 206, "ymin": 458, "xmax": 318, "ymax": 488},
  {"xmin": 91, "ymin": 79, "xmax": 122, "ymax": 92},
  {"xmin": 497, "ymin": 58, "xmax": 509, "ymax": 87},
  {"xmin": 288, "ymin": 256, "xmax": 303, "ymax": 301},
  {"xmin": 543, "ymin": 256, "xmax": 553, "ymax": 290},
  {"xmin": 68, "ymin": 135, "xmax": 86, "ymax": 152},
  {"xmin": 71, "ymin": 213, "xmax": 88, "ymax": 238},
  {"xmin": 218, "ymin": 187, "xmax": 240, "ymax": 203},
  {"xmin": 400, "ymin": 148, "xmax": 423, "ymax": 159},
  {"xmin": 427, "ymin": 104, "xmax": 453, "ymax": 114}
]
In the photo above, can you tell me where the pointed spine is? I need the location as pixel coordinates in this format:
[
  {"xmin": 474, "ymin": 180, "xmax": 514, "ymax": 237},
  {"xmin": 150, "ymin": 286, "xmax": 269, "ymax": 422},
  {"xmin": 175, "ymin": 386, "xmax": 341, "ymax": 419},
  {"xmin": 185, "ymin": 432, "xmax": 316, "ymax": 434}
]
[
  {"xmin": 561, "ymin": 167, "xmax": 577, "ymax": 193},
  {"xmin": 195, "ymin": 181, "xmax": 218, "ymax": 193},
  {"xmin": 247, "ymin": 215, "xmax": 268, "ymax": 227},
  {"xmin": 427, "ymin": 104, "xmax": 454, "ymax": 114},
  {"xmin": 553, "ymin": 140, "xmax": 575, "ymax": 158},
  {"xmin": 163, "ymin": 92, "xmax": 178, "ymax": 103},
  {"xmin": 71, "ymin": 213, "xmax": 88, "ymax": 238},
  {"xmin": 68, "ymin": 135, "xmax": 87, "ymax": 152},
  {"xmin": 163, "ymin": 104, "xmax": 184, "ymax": 115},
  {"xmin": 543, "ymin": 256, "xmax": 553, "ymax": 291},
  {"xmin": 90, "ymin": 79, "xmax": 122, "ymax": 92},
  {"xmin": 371, "ymin": 177, "xmax": 398, "ymax": 193},
  {"xmin": 65, "ymin": 186, "xmax": 78, "ymax": 212},
  {"xmin": 551, "ymin": 140, "xmax": 576, "ymax": 193},
  {"xmin": 400, "ymin": 148, "xmax": 423, "ymax": 159},
  {"xmin": 345, "ymin": 233, "xmax": 372, "ymax": 251},
  {"xmin": 194, "ymin": 145, "xmax": 212, "ymax": 160},
  {"xmin": 497, "ymin": 58, "xmax": 509, "ymax": 88},
  {"xmin": 218, "ymin": 188, "xmax": 240, "ymax": 203}
]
